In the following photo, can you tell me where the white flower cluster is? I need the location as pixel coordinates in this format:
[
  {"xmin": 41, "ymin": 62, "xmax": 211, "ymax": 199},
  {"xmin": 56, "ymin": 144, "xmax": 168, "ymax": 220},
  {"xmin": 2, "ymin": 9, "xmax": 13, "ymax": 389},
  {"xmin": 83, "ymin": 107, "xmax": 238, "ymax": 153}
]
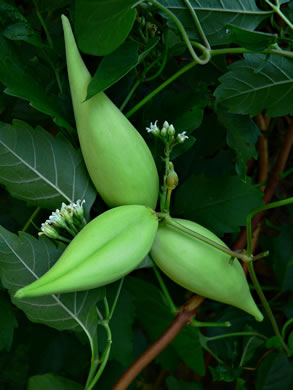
[
  {"xmin": 40, "ymin": 200, "xmax": 86, "ymax": 240},
  {"xmin": 146, "ymin": 120, "xmax": 189, "ymax": 143}
]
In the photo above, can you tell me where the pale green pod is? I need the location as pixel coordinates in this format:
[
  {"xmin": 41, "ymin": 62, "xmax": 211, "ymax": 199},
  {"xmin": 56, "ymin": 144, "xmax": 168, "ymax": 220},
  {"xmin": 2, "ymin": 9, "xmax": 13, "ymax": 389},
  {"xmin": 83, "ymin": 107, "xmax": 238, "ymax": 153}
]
[
  {"xmin": 61, "ymin": 15, "xmax": 159, "ymax": 209},
  {"xmin": 151, "ymin": 219, "xmax": 263, "ymax": 321},
  {"xmin": 15, "ymin": 205, "xmax": 158, "ymax": 298}
]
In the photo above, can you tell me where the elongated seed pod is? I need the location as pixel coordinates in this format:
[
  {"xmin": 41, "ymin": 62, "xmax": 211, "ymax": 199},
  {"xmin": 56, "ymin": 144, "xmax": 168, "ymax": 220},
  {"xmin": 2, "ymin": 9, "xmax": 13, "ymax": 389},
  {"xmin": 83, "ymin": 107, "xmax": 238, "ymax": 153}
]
[
  {"xmin": 15, "ymin": 205, "xmax": 158, "ymax": 298},
  {"xmin": 61, "ymin": 15, "xmax": 159, "ymax": 209},
  {"xmin": 151, "ymin": 219, "xmax": 263, "ymax": 321}
]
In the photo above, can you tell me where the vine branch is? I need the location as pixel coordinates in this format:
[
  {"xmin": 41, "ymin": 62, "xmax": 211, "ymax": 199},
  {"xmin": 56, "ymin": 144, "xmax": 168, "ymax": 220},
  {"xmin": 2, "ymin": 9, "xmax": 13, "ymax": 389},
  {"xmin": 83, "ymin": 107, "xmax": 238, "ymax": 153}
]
[{"xmin": 112, "ymin": 295, "xmax": 204, "ymax": 390}]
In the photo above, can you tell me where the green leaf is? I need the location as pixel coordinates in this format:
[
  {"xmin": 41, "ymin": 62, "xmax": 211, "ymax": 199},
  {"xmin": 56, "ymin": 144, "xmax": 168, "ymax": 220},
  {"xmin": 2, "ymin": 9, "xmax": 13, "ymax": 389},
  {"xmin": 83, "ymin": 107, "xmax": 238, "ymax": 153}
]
[
  {"xmin": 225, "ymin": 25, "xmax": 277, "ymax": 51},
  {"xmin": 34, "ymin": 0, "xmax": 70, "ymax": 12},
  {"xmin": 74, "ymin": 0, "xmax": 137, "ymax": 56},
  {"xmin": 125, "ymin": 276, "xmax": 181, "ymax": 371},
  {"xmin": 174, "ymin": 175, "xmax": 264, "ymax": 235},
  {"xmin": 166, "ymin": 376, "xmax": 203, "ymax": 390},
  {"xmin": 0, "ymin": 121, "xmax": 96, "ymax": 211},
  {"xmin": 0, "ymin": 35, "xmax": 73, "ymax": 131},
  {"xmin": 125, "ymin": 276, "xmax": 205, "ymax": 375},
  {"xmin": 0, "ymin": 293, "xmax": 18, "ymax": 352},
  {"xmin": 0, "ymin": 1, "xmax": 46, "ymax": 47},
  {"xmin": 87, "ymin": 37, "xmax": 160, "ymax": 99},
  {"xmin": 217, "ymin": 111, "xmax": 260, "ymax": 181},
  {"xmin": 240, "ymin": 336, "xmax": 265, "ymax": 366},
  {"xmin": 209, "ymin": 364, "xmax": 242, "ymax": 382},
  {"xmin": 256, "ymin": 352, "xmax": 293, "ymax": 390},
  {"xmin": 160, "ymin": 0, "xmax": 271, "ymax": 46},
  {"xmin": 87, "ymin": 41, "xmax": 139, "ymax": 99},
  {"xmin": 103, "ymin": 286, "xmax": 135, "ymax": 366},
  {"xmin": 265, "ymin": 224, "xmax": 293, "ymax": 292},
  {"xmin": 288, "ymin": 331, "xmax": 293, "ymax": 353},
  {"xmin": 28, "ymin": 373, "xmax": 83, "ymax": 390},
  {"xmin": 172, "ymin": 326, "xmax": 205, "ymax": 375},
  {"xmin": 0, "ymin": 226, "xmax": 105, "ymax": 354},
  {"xmin": 236, "ymin": 378, "xmax": 247, "ymax": 390},
  {"xmin": 214, "ymin": 53, "xmax": 293, "ymax": 117}
]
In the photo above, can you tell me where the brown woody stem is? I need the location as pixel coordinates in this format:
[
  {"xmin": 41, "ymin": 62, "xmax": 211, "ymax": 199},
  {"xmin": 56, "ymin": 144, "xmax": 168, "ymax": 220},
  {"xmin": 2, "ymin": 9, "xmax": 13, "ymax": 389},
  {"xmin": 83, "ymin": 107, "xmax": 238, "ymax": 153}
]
[{"xmin": 112, "ymin": 296, "xmax": 204, "ymax": 390}]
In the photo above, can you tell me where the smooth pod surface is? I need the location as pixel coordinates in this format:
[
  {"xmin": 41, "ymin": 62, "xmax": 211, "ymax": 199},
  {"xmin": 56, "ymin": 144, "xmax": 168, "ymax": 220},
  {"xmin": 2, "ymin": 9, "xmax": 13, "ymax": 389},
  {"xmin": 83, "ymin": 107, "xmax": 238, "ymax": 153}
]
[
  {"xmin": 151, "ymin": 218, "xmax": 263, "ymax": 321},
  {"xmin": 15, "ymin": 205, "xmax": 158, "ymax": 298},
  {"xmin": 62, "ymin": 15, "xmax": 159, "ymax": 209}
]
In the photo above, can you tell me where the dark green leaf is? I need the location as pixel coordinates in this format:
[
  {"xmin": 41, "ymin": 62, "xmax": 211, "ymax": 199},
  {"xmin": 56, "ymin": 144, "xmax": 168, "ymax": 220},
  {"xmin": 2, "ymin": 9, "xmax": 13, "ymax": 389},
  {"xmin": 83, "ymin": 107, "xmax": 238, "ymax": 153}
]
[
  {"xmin": 209, "ymin": 364, "xmax": 242, "ymax": 382},
  {"xmin": 214, "ymin": 54, "xmax": 293, "ymax": 117},
  {"xmin": 0, "ymin": 35, "xmax": 73, "ymax": 131},
  {"xmin": 172, "ymin": 326, "xmax": 205, "ymax": 375},
  {"xmin": 34, "ymin": 0, "xmax": 70, "ymax": 12},
  {"xmin": 87, "ymin": 41, "xmax": 139, "ymax": 99},
  {"xmin": 217, "ymin": 111, "xmax": 260, "ymax": 181},
  {"xmin": 166, "ymin": 376, "xmax": 203, "ymax": 390},
  {"xmin": 288, "ymin": 332, "xmax": 293, "ymax": 353},
  {"xmin": 174, "ymin": 175, "xmax": 264, "ymax": 235},
  {"xmin": 265, "ymin": 224, "xmax": 293, "ymax": 292},
  {"xmin": 74, "ymin": 0, "xmax": 137, "ymax": 56},
  {"xmin": 160, "ymin": 0, "xmax": 271, "ymax": 46},
  {"xmin": 226, "ymin": 25, "xmax": 277, "ymax": 51},
  {"xmin": 0, "ymin": 294, "xmax": 18, "ymax": 352},
  {"xmin": 125, "ymin": 276, "xmax": 205, "ymax": 375},
  {"xmin": 0, "ymin": 121, "xmax": 96, "ymax": 211},
  {"xmin": 0, "ymin": 1, "xmax": 46, "ymax": 47},
  {"xmin": 28, "ymin": 373, "xmax": 83, "ymax": 390},
  {"xmin": 105, "ymin": 286, "xmax": 135, "ymax": 366},
  {"xmin": 236, "ymin": 378, "xmax": 247, "ymax": 390},
  {"xmin": 256, "ymin": 352, "xmax": 293, "ymax": 390},
  {"xmin": 0, "ymin": 226, "xmax": 104, "ymax": 344}
]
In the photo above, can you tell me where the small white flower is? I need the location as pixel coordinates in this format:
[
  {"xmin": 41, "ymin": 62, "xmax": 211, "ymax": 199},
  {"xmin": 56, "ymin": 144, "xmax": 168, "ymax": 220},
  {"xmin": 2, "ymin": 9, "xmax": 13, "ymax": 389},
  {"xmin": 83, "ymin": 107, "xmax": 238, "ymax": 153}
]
[
  {"xmin": 39, "ymin": 222, "xmax": 59, "ymax": 239},
  {"xmin": 71, "ymin": 199, "xmax": 86, "ymax": 220},
  {"xmin": 49, "ymin": 211, "xmax": 67, "ymax": 229},
  {"xmin": 177, "ymin": 131, "xmax": 189, "ymax": 143},
  {"xmin": 163, "ymin": 121, "xmax": 169, "ymax": 129},
  {"xmin": 146, "ymin": 120, "xmax": 159, "ymax": 135}
]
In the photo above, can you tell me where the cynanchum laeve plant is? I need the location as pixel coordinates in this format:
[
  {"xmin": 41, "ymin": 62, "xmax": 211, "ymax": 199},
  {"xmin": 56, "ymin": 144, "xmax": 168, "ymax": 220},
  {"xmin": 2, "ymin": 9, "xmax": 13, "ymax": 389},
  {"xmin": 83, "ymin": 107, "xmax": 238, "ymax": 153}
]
[
  {"xmin": 14, "ymin": 16, "xmax": 263, "ymax": 325},
  {"xmin": 15, "ymin": 122, "xmax": 262, "ymax": 325},
  {"xmin": 61, "ymin": 15, "xmax": 159, "ymax": 209}
]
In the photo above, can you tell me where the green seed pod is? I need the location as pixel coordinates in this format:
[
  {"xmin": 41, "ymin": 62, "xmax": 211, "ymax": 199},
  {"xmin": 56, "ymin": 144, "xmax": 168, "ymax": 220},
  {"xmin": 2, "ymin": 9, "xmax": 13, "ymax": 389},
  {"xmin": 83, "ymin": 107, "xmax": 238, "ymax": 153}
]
[
  {"xmin": 61, "ymin": 15, "xmax": 159, "ymax": 209},
  {"xmin": 151, "ymin": 218, "xmax": 263, "ymax": 321},
  {"xmin": 15, "ymin": 205, "xmax": 158, "ymax": 299}
]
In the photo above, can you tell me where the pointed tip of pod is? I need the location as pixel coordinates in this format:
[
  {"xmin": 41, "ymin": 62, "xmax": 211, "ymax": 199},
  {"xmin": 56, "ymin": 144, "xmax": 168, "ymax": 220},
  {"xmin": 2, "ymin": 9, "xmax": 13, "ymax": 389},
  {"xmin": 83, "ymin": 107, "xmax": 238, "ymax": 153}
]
[
  {"xmin": 14, "ymin": 289, "xmax": 26, "ymax": 299},
  {"xmin": 254, "ymin": 311, "xmax": 264, "ymax": 322},
  {"xmin": 247, "ymin": 304, "xmax": 264, "ymax": 322}
]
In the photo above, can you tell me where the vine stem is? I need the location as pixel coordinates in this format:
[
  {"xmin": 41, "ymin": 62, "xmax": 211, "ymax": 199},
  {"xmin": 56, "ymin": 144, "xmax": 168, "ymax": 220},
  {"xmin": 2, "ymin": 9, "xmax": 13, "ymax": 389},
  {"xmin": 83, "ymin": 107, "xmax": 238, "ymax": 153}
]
[
  {"xmin": 126, "ymin": 45, "xmax": 293, "ymax": 120},
  {"xmin": 247, "ymin": 262, "xmax": 290, "ymax": 356},
  {"xmin": 152, "ymin": 261, "xmax": 177, "ymax": 313},
  {"xmin": 120, "ymin": 56, "xmax": 162, "ymax": 112},
  {"xmin": 126, "ymin": 61, "xmax": 196, "ymax": 118},
  {"xmin": 246, "ymin": 197, "xmax": 293, "ymax": 255},
  {"xmin": 86, "ymin": 321, "xmax": 112, "ymax": 390},
  {"xmin": 182, "ymin": 0, "xmax": 210, "ymax": 48},
  {"xmin": 148, "ymin": 0, "xmax": 210, "ymax": 65},
  {"xmin": 21, "ymin": 207, "xmax": 41, "ymax": 232},
  {"xmin": 112, "ymin": 296, "xmax": 204, "ymax": 390},
  {"xmin": 162, "ymin": 213, "xmax": 252, "ymax": 263},
  {"xmin": 205, "ymin": 331, "xmax": 268, "ymax": 343},
  {"xmin": 233, "ymin": 119, "xmax": 293, "ymax": 250},
  {"xmin": 264, "ymin": 0, "xmax": 293, "ymax": 30}
]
